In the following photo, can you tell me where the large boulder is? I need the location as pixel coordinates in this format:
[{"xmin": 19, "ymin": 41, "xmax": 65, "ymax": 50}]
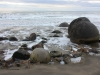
[
  {"xmin": 30, "ymin": 48, "xmax": 51, "ymax": 63},
  {"xmin": 68, "ymin": 21, "xmax": 99, "ymax": 44},
  {"xmin": 12, "ymin": 48, "xmax": 30, "ymax": 61},
  {"xmin": 59, "ymin": 22, "xmax": 69, "ymax": 27},
  {"xmin": 68, "ymin": 17, "xmax": 90, "ymax": 35}
]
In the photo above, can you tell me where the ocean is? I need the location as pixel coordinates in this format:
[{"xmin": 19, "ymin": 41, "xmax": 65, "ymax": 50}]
[{"xmin": 0, "ymin": 11, "xmax": 100, "ymax": 27}]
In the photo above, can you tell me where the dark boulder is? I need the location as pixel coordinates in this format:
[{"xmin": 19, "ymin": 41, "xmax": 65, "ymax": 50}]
[
  {"xmin": 0, "ymin": 37, "xmax": 8, "ymax": 41},
  {"xmin": 52, "ymin": 30, "xmax": 62, "ymax": 33},
  {"xmin": 12, "ymin": 48, "xmax": 30, "ymax": 61},
  {"xmin": 9, "ymin": 37, "xmax": 18, "ymax": 41},
  {"xmin": 59, "ymin": 22, "xmax": 69, "ymax": 27},
  {"xmin": 29, "ymin": 33, "xmax": 36, "ymax": 41},
  {"xmin": 68, "ymin": 17, "xmax": 90, "ymax": 35},
  {"xmin": 69, "ymin": 21, "xmax": 99, "ymax": 44}
]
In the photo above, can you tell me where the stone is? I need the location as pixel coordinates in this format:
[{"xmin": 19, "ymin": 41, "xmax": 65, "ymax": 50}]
[
  {"xmin": 21, "ymin": 44, "xmax": 27, "ymax": 48},
  {"xmin": 68, "ymin": 21, "xmax": 99, "ymax": 44},
  {"xmin": 30, "ymin": 48, "xmax": 51, "ymax": 63},
  {"xmin": 89, "ymin": 48, "xmax": 99, "ymax": 53},
  {"xmin": 49, "ymin": 33, "xmax": 62, "ymax": 37},
  {"xmin": 50, "ymin": 51, "xmax": 62, "ymax": 57},
  {"xmin": 32, "ymin": 42, "xmax": 44, "ymax": 50},
  {"xmin": 12, "ymin": 48, "xmax": 30, "ymax": 61},
  {"xmin": 0, "ymin": 50, "xmax": 4, "ymax": 54},
  {"xmin": 68, "ymin": 17, "xmax": 90, "ymax": 35},
  {"xmin": 29, "ymin": 33, "xmax": 36, "ymax": 41},
  {"xmin": 52, "ymin": 30, "xmax": 62, "ymax": 33},
  {"xmin": 9, "ymin": 37, "xmax": 18, "ymax": 41},
  {"xmin": 20, "ymin": 44, "xmax": 32, "ymax": 51},
  {"xmin": 59, "ymin": 22, "xmax": 69, "ymax": 27},
  {"xmin": 0, "ymin": 37, "xmax": 8, "ymax": 41}
]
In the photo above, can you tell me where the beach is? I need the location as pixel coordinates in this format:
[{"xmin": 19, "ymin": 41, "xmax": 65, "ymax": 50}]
[
  {"xmin": 0, "ymin": 26, "xmax": 100, "ymax": 75},
  {"xmin": 0, "ymin": 11, "xmax": 100, "ymax": 75}
]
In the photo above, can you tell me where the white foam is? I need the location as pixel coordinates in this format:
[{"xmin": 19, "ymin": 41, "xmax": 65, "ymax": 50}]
[
  {"xmin": 4, "ymin": 49, "xmax": 18, "ymax": 60},
  {"xmin": 89, "ymin": 52, "xmax": 95, "ymax": 56},
  {"xmin": 47, "ymin": 34, "xmax": 70, "ymax": 46},
  {"xmin": 71, "ymin": 57, "xmax": 81, "ymax": 63}
]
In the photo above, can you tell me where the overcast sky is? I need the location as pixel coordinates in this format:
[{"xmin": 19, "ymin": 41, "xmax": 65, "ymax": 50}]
[{"xmin": 0, "ymin": 0, "xmax": 100, "ymax": 12}]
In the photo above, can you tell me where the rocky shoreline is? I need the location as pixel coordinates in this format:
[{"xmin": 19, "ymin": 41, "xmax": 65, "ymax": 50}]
[{"xmin": 0, "ymin": 17, "xmax": 100, "ymax": 75}]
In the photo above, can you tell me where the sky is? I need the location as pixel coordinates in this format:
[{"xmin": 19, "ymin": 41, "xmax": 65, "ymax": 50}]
[{"xmin": 0, "ymin": 0, "xmax": 100, "ymax": 12}]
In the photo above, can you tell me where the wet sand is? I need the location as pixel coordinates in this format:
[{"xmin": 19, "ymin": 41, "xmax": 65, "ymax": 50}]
[{"xmin": 0, "ymin": 56, "xmax": 100, "ymax": 75}]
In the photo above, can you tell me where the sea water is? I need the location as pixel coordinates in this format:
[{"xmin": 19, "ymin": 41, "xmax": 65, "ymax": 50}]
[{"xmin": 0, "ymin": 11, "xmax": 100, "ymax": 27}]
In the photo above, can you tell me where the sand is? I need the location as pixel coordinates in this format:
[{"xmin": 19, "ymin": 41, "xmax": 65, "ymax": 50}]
[
  {"xmin": 0, "ymin": 26, "xmax": 100, "ymax": 75},
  {"xmin": 0, "ymin": 56, "xmax": 100, "ymax": 75}
]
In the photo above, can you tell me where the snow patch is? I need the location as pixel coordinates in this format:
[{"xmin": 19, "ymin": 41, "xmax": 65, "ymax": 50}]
[{"xmin": 71, "ymin": 57, "xmax": 81, "ymax": 63}]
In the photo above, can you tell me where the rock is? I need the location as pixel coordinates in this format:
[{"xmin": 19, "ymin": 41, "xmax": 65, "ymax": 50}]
[
  {"xmin": 12, "ymin": 48, "xmax": 30, "ymax": 61},
  {"xmin": 9, "ymin": 37, "xmax": 18, "ymax": 41},
  {"xmin": 20, "ymin": 44, "xmax": 32, "ymax": 50},
  {"xmin": 41, "ymin": 40, "xmax": 47, "ymax": 43},
  {"xmin": 52, "ymin": 30, "xmax": 62, "ymax": 33},
  {"xmin": 32, "ymin": 42, "xmax": 44, "ymax": 50},
  {"xmin": 49, "ymin": 33, "xmax": 62, "ymax": 37},
  {"xmin": 52, "ymin": 34, "xmax": 60, "ymax": 37},
  {"xmin": 0, "ymin": 50, "xmax": 4, "ymax": 54},
  {"xmin": 50, "ymin": 51, "xmax": 62, "ymax": 57},
  {"xmin": 89, "ymin": 48, "xmax": 99, "ymax": 53},
  {"xmin": 15, "ymin": 61, "xmax": 21, "ymax": 67},
  {"xmin": 68, "ymin": 21, "xmax": 99, "ymax": 44},
  {"xmin": 29, "ymin": 33, "xmax": 36, "ymax": 41},
  {"xmin": 59, "ymin": 22, "xmax": 69, "ymax": 27},
  {"xmin": 21, "ymin": 44, "xmax": 27, "ymax": 48},
  {"xmin": 42, "ymin": 37, "xmax": 47, "ymax": 40},
  {"xmin": 62, "ymin": 54, "xmax": 70, "ymax": 64},
  {"xmin": 0, "ymin": 37, "xmax": 8, "ymax": 41},
  {"xmin": 22, "ymin": 39, "xmax": 30, "ymax": 41},
  {"xmin": 68, "ymin": 17, "xmax": 90, "ymax": 35},
  {"xmin": 30, "ymin": 48, "xmax": 51, "ymax": 63}
]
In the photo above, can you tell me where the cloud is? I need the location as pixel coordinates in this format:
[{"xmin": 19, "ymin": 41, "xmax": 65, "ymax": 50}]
[{"xmin": 0, "ymin": 0, "xmax": 100, "ymax": 12}]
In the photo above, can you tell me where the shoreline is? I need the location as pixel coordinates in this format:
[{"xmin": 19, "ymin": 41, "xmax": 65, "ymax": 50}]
[{"xmin": 0, "ymin": 26, "xmax": 100, "ymax": 75}]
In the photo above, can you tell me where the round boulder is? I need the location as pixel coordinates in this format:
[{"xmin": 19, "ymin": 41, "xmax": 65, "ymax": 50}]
[
  {"xmin": 68, "ymin": 17, "xmax": 90, "ymax": 34},
  {"xmin": 59, "ymin": 22, "xmax": 69, "ymax": 27},
  {"xmin": 30, "ymin": 48, "xmax": 51, "ymax": 63},
  {"xmin": 12, "ymin": 48, "xmax": 30, "ymax": 61},
  {"xmin": 69, "ymin": 21, "xmax": 99, "ymax": 44}
]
